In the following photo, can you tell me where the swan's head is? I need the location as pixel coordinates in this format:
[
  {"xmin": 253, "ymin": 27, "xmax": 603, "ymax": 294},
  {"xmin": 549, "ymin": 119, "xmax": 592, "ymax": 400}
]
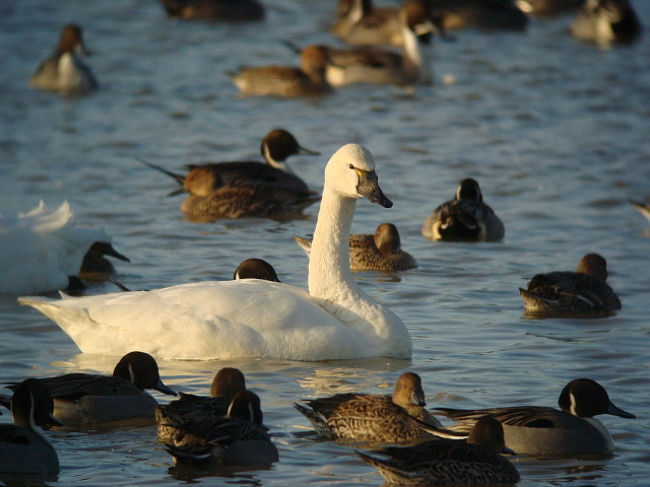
[{"xmin": 325, "ymin": 144, "xmax": 393, "ymax": 208}]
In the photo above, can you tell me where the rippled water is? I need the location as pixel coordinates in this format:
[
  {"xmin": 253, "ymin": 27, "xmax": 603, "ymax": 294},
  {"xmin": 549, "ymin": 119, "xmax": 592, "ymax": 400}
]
[{"xmin": 1, "ymin": 1, "xmax": 649, "ymax": 486}]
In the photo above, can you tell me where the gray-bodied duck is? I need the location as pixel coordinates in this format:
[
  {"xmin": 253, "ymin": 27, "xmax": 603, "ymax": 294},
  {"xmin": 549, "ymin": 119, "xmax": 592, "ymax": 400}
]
[
  {"xmin": 435, "ymin": 378, "xmax": 635, "ymax": 457},
  {"xmin": 295, "ymin": 223, "xmax": 417, "ymax": 272},
  {"xmin": 357, "ymin": 417, "xmax": 520, "ymax": 485},
  {"xmin": 12, "ymin": 351, "xmax": 176, "ymax": 431},
  {"xmin": 429, "ymin": 0, "xmax": 528, "ymax": 31},
  {"xmin": 422, "ymin": 178, "xmax": 504, "ymax": 242},
  {"xmin": 160, "ymin": 0, "xmax": 264, "ymax": 21},
  {"xmin": 163, "ymin": 390, "xmax": 278, "ymax": 466},
  {"xmin": 570, "ymin": 0, "xmax": 642, "ymax": 46},
  {"xmin": 0, "ymin": 379, "xmax": 61, "ymax": 476},
  {"xmin": 294, "ymin": 372, "xmax": 458, "ymax": 444},
  {"xmin": 30, "ymin": 24, "xmax": 97, "ymax": 94},
  {"xmin": 157, "ymin": 367, "xmax": 246, "ymax": 443},
  {"xmin": 520, "ymin": 253, "xmax": 621, "ymax": 317}
]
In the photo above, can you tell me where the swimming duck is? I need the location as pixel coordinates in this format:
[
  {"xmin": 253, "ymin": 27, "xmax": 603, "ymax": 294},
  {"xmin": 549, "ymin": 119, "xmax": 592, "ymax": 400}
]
[
  {"xmin": 10, "ymin": 351, "xmax": 176, "ymax": 431},
  {"xmin": 30, "ymin": 24, "xmax": 97, "ymax": 94},
  {"xmin": 332, "ymin": 0, "xmax": 436, "ymax": 48},
  {"xmin": 516, "ymin": 0, "xmax": 585, "ymax": 17},
  {"xmin": 429, "ymin": 0, "xmax": 528, "ymax": 31},
  {"xmin": 163, "ymin": 390, "xmax": 279, "ymax": 466},
  {"xmin": 231, "ymin": 45, "xmax": 332, "ymax": 97},
  {"xmin": 294, "ymin": 372, "xmax": 452, "ymax": 444},
  {"xmin": 19, "ymin": 144, "xmax": 412, "ymax": 361},
  {"xmin": 421, "ymin": 178, "xmax": 505, "ymax": 242},
  {"xmin": 0, "ymin": 200, "xmax": 128, "ymax": 294},
  {"xmin": 630, "ymin": 200, "xmax": 650, "ymax": 221},
  {"xmin": 435, "ymin": 378, "xmax": 635, "ymax": 457},
  {"xmin": 570, "ymin": 0, "xmax": 642, "ymax": 46},
  {"xmin": 233, "ymin": 258, "xmax": 280, "ymax": 281},
  {"xmin": 295, "ymin": 223, "xmax": 417, "ymax": 272},
  {"xmin": 157, "ymin": 367, "xmax": 246, "ymax": 443},
  {"xmin": 323, "ymin": 0, "xmax": 434, "ymax": 87},
  {"xmin": 79, "ymin": 241, "xmax": 130, "ymax": 282},
  {"xmin": 357, "ymin": 416, "xmax": 520, "ymax": 485},
  {"xmin": 160, "ymin": 0, "xmax": 265, "ymax": 21},
  {"xmin": 0, "ymin": 379, "xmax": 61, "ymax": 476},
  {"xmin": 519, "ymin": 253, "xmax": 621, "ymax": 316}
]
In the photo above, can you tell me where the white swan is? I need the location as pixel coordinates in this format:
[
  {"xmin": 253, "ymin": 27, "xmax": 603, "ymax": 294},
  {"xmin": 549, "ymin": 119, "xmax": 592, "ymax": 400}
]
[
  {"xmin": 0, "ymin": 201, "xmax": 120, "ymax": 294},
  {"xmin": 18, "ymin": 144, "xmax": 412, "ymax": 361}
]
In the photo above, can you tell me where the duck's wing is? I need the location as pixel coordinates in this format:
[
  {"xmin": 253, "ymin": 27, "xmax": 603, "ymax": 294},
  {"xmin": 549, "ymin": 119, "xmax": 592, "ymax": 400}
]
[
  {"xmin": 432, "ymin": 199, "xmax": 486, "ymax": 241},
  {"xmin": 435, "ymin": 406, "xmax": 563, "ymax": 429},
  {"xmin": 348, "ymin": 233, "xmax": 374, "ymax": 249},
  {"xmin": 0, "ymin": 425, "xmax": 42, "ymax": 445},
  {"xmin": 158, "ymin": 393, "xmax": 229, "ymax": 423},
  {"xmin": 185, "ymin": 162, "xmax": 309, "ymax": 193},
  {"xmin": 32, "ymin": 374, "xmax": 141, "ymax": 401}
]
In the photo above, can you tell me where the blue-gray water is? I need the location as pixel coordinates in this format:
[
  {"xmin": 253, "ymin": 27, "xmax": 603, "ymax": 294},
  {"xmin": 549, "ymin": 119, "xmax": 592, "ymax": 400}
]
[{"xmin": 1, "ymin": 1, "xmax": 649, "ymax": 486}]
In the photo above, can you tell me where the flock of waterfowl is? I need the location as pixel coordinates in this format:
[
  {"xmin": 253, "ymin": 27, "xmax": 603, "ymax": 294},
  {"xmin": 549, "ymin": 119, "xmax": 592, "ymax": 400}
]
[{"xmin": 1, "ymin": 0, "xmax": 646, "ymax": 485}]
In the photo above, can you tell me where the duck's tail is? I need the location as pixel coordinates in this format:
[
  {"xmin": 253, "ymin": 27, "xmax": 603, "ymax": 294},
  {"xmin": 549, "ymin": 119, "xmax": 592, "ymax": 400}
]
[{"xmin": 136, "ymin": 158, "xmax": 186, "ymax": 195}]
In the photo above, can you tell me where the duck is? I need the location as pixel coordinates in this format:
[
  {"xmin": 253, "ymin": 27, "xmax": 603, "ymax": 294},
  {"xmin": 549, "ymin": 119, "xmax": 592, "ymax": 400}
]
[
  {"xmin": 9, "ymin": 351, "xmax": 176, "ymax": 431},
  {"xmin": 0, "ymin": 200, "xmax": 128, "ymax": 294},
  {"xmin": 516, "ymin": 0, "xmax": 585, "ymax": 17},
  {"xmin": 295, "ymin": 223, "xmax": 417, "ymax": 272},
  {"xmin": 233, "ymin": 258, "xmax": 280, "ymax": 281},
  {"xmin": 332, "ymin": 0, "xmax": 437, "ymax": 48},
  {"xmin": 357, "ymin": 416, "xmax": 520, "ymax": 485},
  {"xmin": 630, "ymin": 199, "xmax": 650, "ymax": 221},
  {"xmin": 30, "ymin": 24, "xmax": 97, "ymax": 94},
  {"xmin": 570, "ymin": 0, "xmax": 642, "ymax": 46},
  {"xmin": 421, "ymin": 178, "xmax": 505, "ymax": 242},
  {"xmin": 160, "ymin": 0, "xmax": 265, "ymax": 22},
  {"xmin": 79, "ymin": 241, "xmax": 130, "ymax": 282},
  {"xmin": 428, "ymin": 0, "xmax": 528, "ymax": 31},
  {"xmin": 18, "ymin": 144, "xmax": 412, "ymax": 361},
  {"xmin": 0, "ymin": 379, "xmax": 61, "ymax": 476},
  {"xmin": 322, "ymin": 0, "xmax": 435, "ymax": 87},
  {"xmin": 162, "ymin": 390, "xmax": 279, "ymax": 466},
  {"xmin": 157, "ymin": 367, "xmax": 247, "ymax": 443},
  {"xmin": 519, "ymin": 253, "xmax": 621, "ymax": 316},
  {"xmin": 294, "ymin": 372, "xmax": 456, "ymax": 444},
  {"xmin": 434, "ymin": 378, "xmax": 635, "ymax": 457},
  {"xmin": 231, "ymin": 45, "xmax": 332, "ymax": 97}
]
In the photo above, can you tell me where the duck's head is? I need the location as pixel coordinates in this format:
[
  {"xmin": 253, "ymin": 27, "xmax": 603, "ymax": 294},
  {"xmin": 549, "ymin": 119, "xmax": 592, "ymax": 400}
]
[
  {"xmin": 403, "ymin": 0, "xmax": 435, "ymax": 43},
  {"xmin": 468, "ymin": 416, "xmax": 514, "ymax": 455},
  {"xmin": 211, "ymin": 367, "xmax": 247, "ymax": 401},
  {"xmin": 11, "ymin": 378, "xmax": 62, "ymax": 430},
  {"xmin": 226, "ymin": 390, "xmax": 264, "ymax": 424},
  {"xmin": 112, "ymin": 351, "xmax": 177, "ymax": 396},
  {"xmin": 456, "ymin": 178, "xmax": 483, "ymax": 202},
  {"xmin": 58, "ymin": 24, "xmax": 88, "ymax": 55},
  {"xmin": 234, "ymin": 258, "xmax": 280, "ymax": 282},
  {"xmin": 325, "ymin": 144, "xmax": 393, "ymax": 208},
  {"xmin": 558, "ymin": 378, "xmax": 635, "ymax": 419},
  {"xmin": 375, "ymin": 223, "xmax": 401, "ymax": 255},
  {"xmin": 392, "ymin": 372, "xmax": 426, "ymax": 408},
  {"xmin": 261, "ymin": 129, "xmax": 319, "ymax": 168},
  {"xmin": 576, "ymin": 253, "xmax": 608, "ymax": 282}
]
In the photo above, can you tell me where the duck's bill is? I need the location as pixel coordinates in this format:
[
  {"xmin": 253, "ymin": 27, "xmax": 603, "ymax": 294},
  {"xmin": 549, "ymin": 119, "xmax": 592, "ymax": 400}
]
[
  {"xmin": 155, "ymin": 380, "xmax": 177, "ymax": 396},
  {"xmin": 298, "ymin": 146, "xmax": 320, "ymax": 156},
  {"xmin": 106, "ymin": 244, "xmax": 130, "ymax": 262},
  {"xmin": 357, "ymin": 170, "xmax": 393, "ymax": 208},
  {"xmin": 608, "ymin": 401, "xmax": 635, "ymax": 419},
  {"xmin": 48, "ymin": 413, "xmax": 63, "ymax": 428},
  {"xmin": 502, "ymin": 446, "xmax": 516, "ymax": 455}
]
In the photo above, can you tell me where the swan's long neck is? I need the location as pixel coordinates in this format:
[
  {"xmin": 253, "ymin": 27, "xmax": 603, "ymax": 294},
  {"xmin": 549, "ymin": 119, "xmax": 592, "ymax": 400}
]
[{"xmin": 308, "ymin": 186, "xmax": 360, "ymax": 301}]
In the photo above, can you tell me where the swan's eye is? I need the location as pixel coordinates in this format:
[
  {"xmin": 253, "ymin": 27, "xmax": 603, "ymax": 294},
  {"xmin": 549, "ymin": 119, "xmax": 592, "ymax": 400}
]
[{"xmin": 348, "ymin": 164, "xmax": 354, "ymax": 169}]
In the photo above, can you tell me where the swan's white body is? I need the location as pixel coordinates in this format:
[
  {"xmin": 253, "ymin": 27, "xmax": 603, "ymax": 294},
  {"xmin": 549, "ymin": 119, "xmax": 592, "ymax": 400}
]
[
  {"xmin": 19, "ymin": 145, "xmax": 412, "ymax": 361},
  {"xmin": 1, "ymin": 201, "xmax": 109, "ymax": 294}
]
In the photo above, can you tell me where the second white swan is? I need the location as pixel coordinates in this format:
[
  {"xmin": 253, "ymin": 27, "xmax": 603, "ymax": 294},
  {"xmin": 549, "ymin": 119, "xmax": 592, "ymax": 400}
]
[{"xmin": 18, "ymin": 144, "xmax": 412, "ymax": 361}]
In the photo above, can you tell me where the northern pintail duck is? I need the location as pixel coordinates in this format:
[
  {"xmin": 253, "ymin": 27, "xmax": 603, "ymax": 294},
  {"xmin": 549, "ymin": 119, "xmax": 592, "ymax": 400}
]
[
  {"xmin": 232, "ymin": 45, "xmax": 332, "ymax": 97},
  {"xmin": 160, "ymin": 0, "xmax": 265, "ymax": 21},
  {"xmin": 516, "ymin": 0, "xmax": 585, "ymax": 17},
  {"xmin": 332, "ymin": 0, "xmax": 437, "ymax": 47},
  {"xmin": 570, "ymin": 0, "xmax": 642, "ymax": 46},
  {"xmin": 630, "ymin": 199, "xmax": 650, "ymax": 221},
  {"xmin": 0, "ymin": 379, "xmax": 61, "ymax": 476},
  {"xmin": 79, "ymin": 241, "xmax": 130, "ymax": 282},
  {"xmin": 324, "ymin": 0, "xmax": 435, "ymax": 86},
  {"xmin": 233, "ymin": 258, "xmax": 280, "ymax": 281},
  {"xmin": 519, "ymin": 253, "xmax": 621, "ymax": 316},
  {"xmin": 163, "ymin": 390, "xmax": 279, "ymax": 466},
  {"xmin": 0, "ymin": 200, "xmax": 128, "ymax": 294},
  {"xmin": 157, "ymin": 367, "xmax": 246, "ymax": 444},
  {"xmin": 30, "ymin": 24, "xmax": 97, "ymax": 94},
  {"xmin": 422, "ymin": 178, "xmax": 505, "ymax": 242},
  {"xmin": 435, "ymin": 378, "xmax": 635, "ymax": 457},
  {"xmin": 13, "ymin": 351, "xmax": 176, "ymax": 431},
  {"xmin": 294, "ymin": 372, "xmax": 454, "ymax": 444},
  {"xmin": 429, "ymin": 0, "xmax": 528, "ymax": 31},
  {"xmin": 295, "ymin": 223, "xmax": 417, "ymax": 272},
  {"xmin": 357, "ymin": 417, "xmax": 520, "ymax": 485},
  {"xmin": 19, "ymin": 144, "xmax": 412, "ymax": 360}
]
